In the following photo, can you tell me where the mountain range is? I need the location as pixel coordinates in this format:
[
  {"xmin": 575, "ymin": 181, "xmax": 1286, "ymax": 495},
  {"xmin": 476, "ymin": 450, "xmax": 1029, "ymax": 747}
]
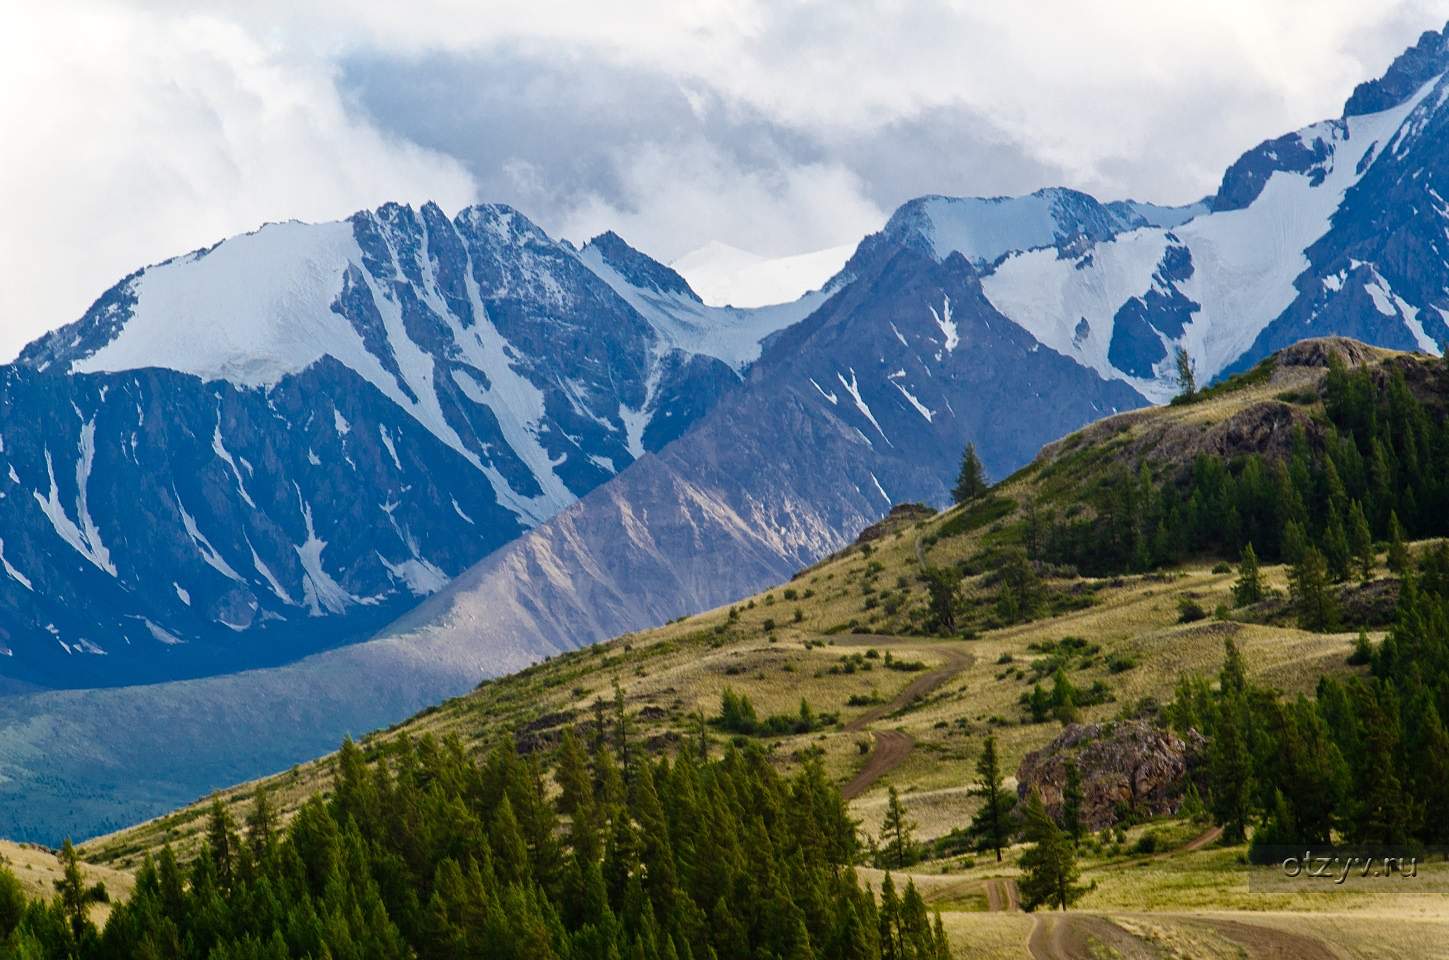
[{"xmin": 4, "ymin": 23, "xmax": 1449, "ymax": 842}]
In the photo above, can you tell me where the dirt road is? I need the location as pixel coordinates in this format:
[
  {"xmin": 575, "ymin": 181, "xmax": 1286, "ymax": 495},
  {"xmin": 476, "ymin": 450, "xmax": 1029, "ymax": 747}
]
[
  {"xmin": 1028, "ymin": 914, "xmax": 1165, "ymax": 960},
  {"xmin": 836, "ymin": 638, "xmax": 973, "ymax": 799},
  {"xmin": 1187, "ymin": 917, "xmax": 1339, "ymax": 960},
  {"xmin": 982, "ymin": 877, "xmax": 1021, "ymax": 912}
]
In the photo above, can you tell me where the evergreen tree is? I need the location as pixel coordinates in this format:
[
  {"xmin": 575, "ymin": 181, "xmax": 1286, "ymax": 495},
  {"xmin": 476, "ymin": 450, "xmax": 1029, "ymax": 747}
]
[
  {"xmin": 879, "ymin": 787, "xmax": 917, "ymax": 869},
  {"xmin": 1289, "ymin": 547, "xmax": 1338, "ymax": 632},
  {"xmin": 1017, "ymin": 790, "xmax": 1086, "ymax": 911},
  {"xmin": 1173, "ymin": 347, "xmax": 1197, "ymax": 400},
  {"xmin": 54, "ymin": 839, "xmax": 92, "ymax": 942},
  {"xmin": 1348, "ymin": 500, "xmax": 1375, "ymax": 581},
  {"xmin": 922, "ymin": 569, "xmax": 959, "ymax": 634},
  {"xmin": 205, "ymin": 796, "xmax": 238, "ymax": 894},
  {"xmin": 1281, "ymin": 519, "xmax": 1309, "ymax": 565},
  {"xmin": 1231, "ymin": 543, "xmax": 1264, "ymax": 607},
  {"xmin": 952, "ymin": 443, "xmax": 988, "ymax": 504},
  {"xmin": 970, "ymin": 735, "xmax": 1012, "ymax": 862},
  {"xmin": 1050, "ymin": 667, "xmax": 1078, "ymax": 724},
  {"xmin": 1027, "ymin": 683, "xmax": 1051, "ymax": 724},
  {"xmin": 1060, "ymin": 762, "xmax": 1084, "ymax": 843},
  {"xmin": 1387, "ymin": 511, "xmax": 1412, "ymax": 574},
  {"xmin": 1208, "ymin": 695, "xmax": 1255, "ymax": 843},
  {"xmin": 1324, "ymin": 505, "xmax": 1352, "ymax": 582}
]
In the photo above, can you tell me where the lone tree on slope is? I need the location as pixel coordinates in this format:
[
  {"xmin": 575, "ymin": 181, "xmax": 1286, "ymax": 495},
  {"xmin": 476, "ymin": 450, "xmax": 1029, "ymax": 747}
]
[{"xmin": 953, "ymin": 442, "xmax": 989, "ymax": 504}]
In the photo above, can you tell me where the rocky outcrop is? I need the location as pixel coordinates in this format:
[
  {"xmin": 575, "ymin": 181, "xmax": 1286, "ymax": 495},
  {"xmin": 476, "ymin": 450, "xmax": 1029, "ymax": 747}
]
[{"xmin": 1015, "ymin": 720, "xmax": 1206, "ymax": 830}]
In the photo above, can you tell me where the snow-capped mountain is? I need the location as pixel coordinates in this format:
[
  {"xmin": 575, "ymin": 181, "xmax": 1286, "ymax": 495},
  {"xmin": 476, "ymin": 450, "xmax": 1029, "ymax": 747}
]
[
  {"xmin": 3, "ymin": 202, "xmax": 815, "ymax": 689},
  {"xmin": 972, "ymin": 26, "xmax": 1449, "ymax": 400}
]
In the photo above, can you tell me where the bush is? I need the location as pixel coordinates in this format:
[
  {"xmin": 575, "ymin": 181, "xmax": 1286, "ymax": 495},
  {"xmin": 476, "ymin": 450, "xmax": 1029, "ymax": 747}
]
[
  {"xmin": 1131, "ymin": 832, "xmax": 1161, "ymax": 855},
  {"xmin": 1177, "ymin": 596, "xmax": 1208, "ymax": 623},
  {"xmin": 1106, "ymin": 652, "xmax": 1138, "ymax": 673}
]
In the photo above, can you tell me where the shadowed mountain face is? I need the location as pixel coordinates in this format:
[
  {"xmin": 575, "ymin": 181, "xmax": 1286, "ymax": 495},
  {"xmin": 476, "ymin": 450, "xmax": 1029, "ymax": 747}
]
[
  {"xmin": 10, "ymin": 25, "xmax": 1449, "ymax": 843},
  {"xmin": 1, "ymin": 203, "xmax": 815, "ymax": 690}
]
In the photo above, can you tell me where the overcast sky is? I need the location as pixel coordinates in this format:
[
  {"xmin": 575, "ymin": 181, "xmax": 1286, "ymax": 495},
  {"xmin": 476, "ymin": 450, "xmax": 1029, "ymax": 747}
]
[{"xmin": 3, "ymin": 1, "xmax": 1448, "ymax": 361}]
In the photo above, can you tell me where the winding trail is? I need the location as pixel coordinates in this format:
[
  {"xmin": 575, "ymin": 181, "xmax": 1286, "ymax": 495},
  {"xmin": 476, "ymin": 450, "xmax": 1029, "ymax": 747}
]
[
  {"xmin": 982, "ymin": 877, "xmax": 1021, "ymax": 912},
  {"xmin": 1027, "ymin": 914, "xmax": 1165, "ymax": 960},
  {"xmin": 836, "ymin": 637, "xmax": 973, "ymax": 800},
  {"xmin": 1179, "ymin": 825, "xmax": 1223, "ymax": 853},
  {"xmin": 1185, "ymin": 917, "xmax": 1338, "ymax": 960}
]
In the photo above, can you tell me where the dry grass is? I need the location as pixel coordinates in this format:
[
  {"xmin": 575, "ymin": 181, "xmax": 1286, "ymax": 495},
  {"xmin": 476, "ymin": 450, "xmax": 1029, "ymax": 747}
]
[{"xmin": 0, "ymin": 840, "xmax": 134, "ymax": 925}]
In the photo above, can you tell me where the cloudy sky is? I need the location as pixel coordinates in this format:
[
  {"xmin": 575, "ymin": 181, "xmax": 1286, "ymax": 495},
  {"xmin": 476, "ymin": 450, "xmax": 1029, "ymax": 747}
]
[{"xmin": 3, "ymin": 1, "xmax": 1447, "ymax": 361}]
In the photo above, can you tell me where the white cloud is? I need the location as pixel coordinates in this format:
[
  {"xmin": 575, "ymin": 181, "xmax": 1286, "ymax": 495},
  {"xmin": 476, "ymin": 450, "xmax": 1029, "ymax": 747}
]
[
  {"xmin": 556, "ymin": 142, "xmax": 885, "ymax": 262},
  {"xmin": 0, "ymin": 3, "xmax": 476, "ymax": 361},
  {"xmin": 5, "ymin": 0, "xmax": 1449, "ymax": 357}
]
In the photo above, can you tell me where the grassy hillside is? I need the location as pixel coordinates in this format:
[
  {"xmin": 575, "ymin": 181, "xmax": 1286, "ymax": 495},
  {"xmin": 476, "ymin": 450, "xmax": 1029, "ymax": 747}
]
[{"xmin": 73, "ymin": 338, "xmax": 1449, "ymax": 957}]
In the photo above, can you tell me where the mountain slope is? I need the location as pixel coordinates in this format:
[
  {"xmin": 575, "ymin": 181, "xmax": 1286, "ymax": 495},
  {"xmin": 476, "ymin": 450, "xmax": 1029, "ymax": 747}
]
[
  {"xmin": 0, "ymin": 203, "xmax": 812, "ymax": 689},
  {"xmin": 981, "ymin": 30, "xmax": 1449, "ymax": 399},
  {"xmin": 85, "ymin": 336, "xmax": 1419, "ymax": 871}
]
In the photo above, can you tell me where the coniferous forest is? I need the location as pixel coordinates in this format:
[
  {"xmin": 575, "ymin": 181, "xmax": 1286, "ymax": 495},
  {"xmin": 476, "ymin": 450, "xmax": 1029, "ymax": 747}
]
[
  {"xmin": 0, "ymin": 731, "xmax": 948, "ymax": 960},
  {"xmin": 1037, "ymin": 355, "xmax": 1449, "ymax": 854}
]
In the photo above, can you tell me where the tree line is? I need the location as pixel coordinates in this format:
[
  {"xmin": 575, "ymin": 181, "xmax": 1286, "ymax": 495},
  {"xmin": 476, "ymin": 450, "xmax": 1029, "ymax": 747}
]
[
  {"xmin": 1030, "ymin": 357, "xmax": 1449, "ymax": 578},
  {"xmin": 1, "ymin": 731, "xmax": 948, "ymax": 960}
]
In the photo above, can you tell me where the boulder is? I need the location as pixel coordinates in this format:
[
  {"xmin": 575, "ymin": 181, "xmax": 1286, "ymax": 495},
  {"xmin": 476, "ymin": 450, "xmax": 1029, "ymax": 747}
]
[{"xmin": 1015, "ymin": 719, "xmax": 1205, "ymax": 830}]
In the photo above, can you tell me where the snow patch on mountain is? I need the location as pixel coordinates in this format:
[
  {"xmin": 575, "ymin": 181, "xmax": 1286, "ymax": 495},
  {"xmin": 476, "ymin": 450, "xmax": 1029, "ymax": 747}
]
[
  {"xmin": 581, "ymin": 242, "xmax": 822, "ymax": 371},
  {"xmin": 980, "ymin": 73, "xmax": 1446, "ymax": 401}
]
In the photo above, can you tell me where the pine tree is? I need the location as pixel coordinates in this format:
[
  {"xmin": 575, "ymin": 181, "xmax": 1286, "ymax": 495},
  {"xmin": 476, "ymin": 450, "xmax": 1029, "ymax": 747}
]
[
  {"xmin": 1324, "ymin": 505, "xmax": 1352, "ymax": 582},
  {"xmin": 1231, "ymin": 543, "xmax": 1265, "ymax": 606},
  {"xmin": 1348, "ymin": 500, "xmax": 1375, "ymax": 581},
  {"xmin": 1017, "ymin": 789, "xmax": 1086, "ymax": 911},
  {"xmin": 1028, "ymin": 683, "xmax": 1051, "ymax": 723},
  {"xmin": 922, "ymin": 568, "xmax": 959, "ymax": 634},
  {"xmin": 1060, "ymin": 762, "xmax": 1084, "ymax": 843},
  {"xmin": 1387, "ymin": 510, "xmax": 1412, "ymax": 574},
  {"xmin": 1050, "ymin": 667, "xmax": 1078, "ymax": 724},
  {"xmin": 205, "ymin": 797, "xmax": 238, "ymax": 894},
  {"xmin": 247, "ymin": 789, "xmax": 279, "ymax": 866},
  {"xmin": 1209, "ymin": 696, "xmax": 1255, "ymax": 843},
  {"xmin": 1289, "ymin": 546, "xmax": 1339, "ymax": 632},
  {"xmin": 970, "ymin": 735, "xmax": 1012, "ymax": 862},
  {"xmin": 879, "ymin": 786, "xmax": 917, "ymax": 869},
  {"xmin": 1174, "ymin": 347, "xmax": 1197, "ymax": 400},
  {"xmin": 952, "ymin": 443, "xmax": 988, "ymax": 504},
  {"xmin": 54, "ymin": 839, "xmax": 91, "ymax": 941},
  {"xmin": 1281, "ymin": 519, "xmax": 1309, "ymax": 565}
]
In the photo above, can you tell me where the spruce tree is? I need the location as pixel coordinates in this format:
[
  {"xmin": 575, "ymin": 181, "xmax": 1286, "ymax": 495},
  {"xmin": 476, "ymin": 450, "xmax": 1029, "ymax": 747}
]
[
  {"xmin": 1174, "ymin": 347, "xmax": 1197, "ymax": 400},
  {"xmin": 1348, "ymin": 500, "xmax": 1374, "ymax": 581},
  {"xmin": 1017, "ymin": 789, "xmax": 1086, "ymax": 911},
  {"xmin": 205, "ymin": 797, "xmax": 238, "ymax": 895},
  {"xmin": 1387, "ymin": 511, "xmax": 1412, "ymax": 574},
  {"xmin": 952, "ymin": 443, "xmax": 988, "ymax": 504},
  {"xmin": 1028, "ymin": 683, "xmax": 1051, "ymax": 723},
  {"xmin": 1324, "ymin": 505, "xmax": 1352, "ymax": 582},
  {"xmin": 1281, "ymin": 519, "xmax": 1309, "ymax": 565},
  {"xmin": 1060, "ymin": 761, "xmax": 1085, "ymax": 843},
  {"xmin": 1231, "ymin": 543, "xmax": 1264, "ymax": 606},
  {"xmin": 970, "ymin": 735, "xmax": 1012, "ymax": 862},
  {"xmin": 879, "ymin": 786, "xmax": 917, "ymax": 869},
  {"xmin": 922, "ymin": 568, "xmax": 959, "ymax": 634},
  {"xmin": 54, "ymin": 839, "xmax": 91, "ymax": 941},
  {"xmin": 1289, "ymin": 546, "xmax": 1338, "ymax": 632},
  {"xmin": 1208, "ymin": 697, "xmax": 1255, "ymax": 843},
  {"xmin": 245, "ymin": 786, "xmax": 277, "ymax": 864},
  {"xmin": 1050, "ymin": 667, "xmax": 1078, "ymax": 724}
]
